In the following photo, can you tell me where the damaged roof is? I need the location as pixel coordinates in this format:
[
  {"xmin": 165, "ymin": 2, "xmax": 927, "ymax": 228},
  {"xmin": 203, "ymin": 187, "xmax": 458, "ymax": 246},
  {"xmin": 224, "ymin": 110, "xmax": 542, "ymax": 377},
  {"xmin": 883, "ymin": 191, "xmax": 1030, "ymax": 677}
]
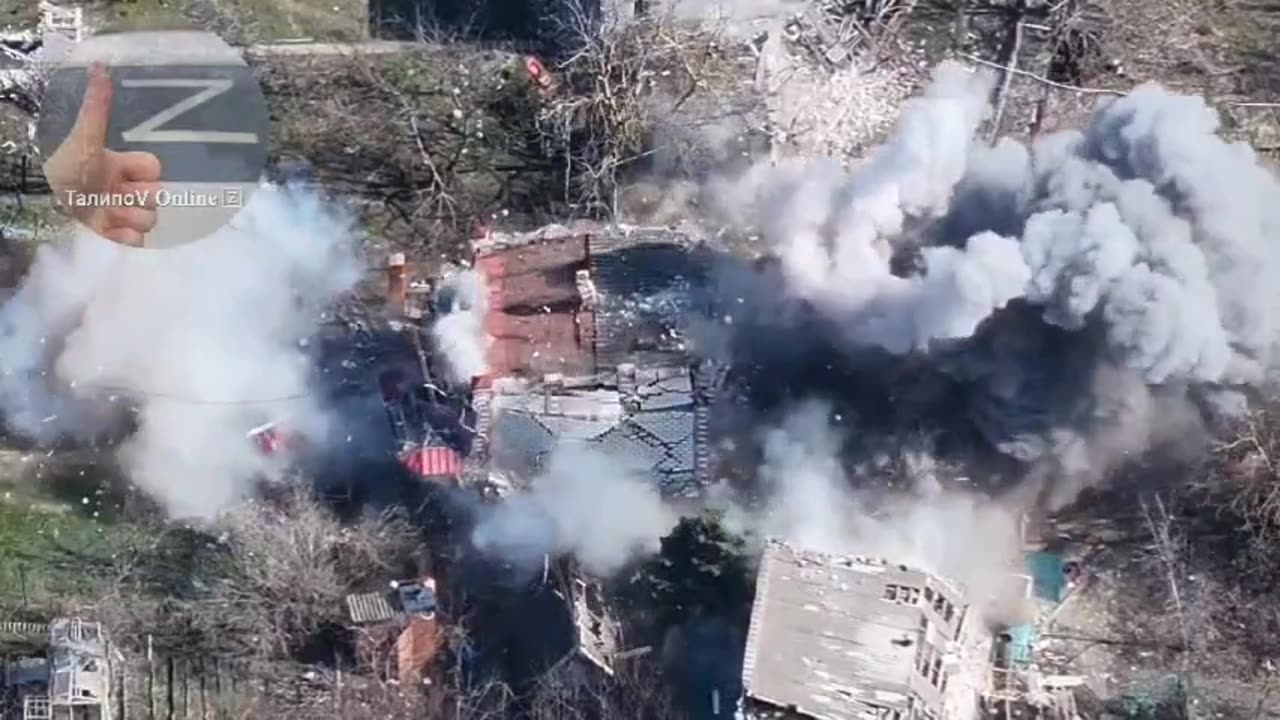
[
  {"xmin": 742, "ymin": 540, "xmax": 985, "ymax": 720},
  {"xmin": 476, "ymin": 364, "xmax": 711, "ymax": 497},
  {"xmin": 473, "ymin": 222, "xmax": 709, "ymax": 380},
  {"xmin": 467, "ymin": 222, "xmax": 718, "ymax": 497}
]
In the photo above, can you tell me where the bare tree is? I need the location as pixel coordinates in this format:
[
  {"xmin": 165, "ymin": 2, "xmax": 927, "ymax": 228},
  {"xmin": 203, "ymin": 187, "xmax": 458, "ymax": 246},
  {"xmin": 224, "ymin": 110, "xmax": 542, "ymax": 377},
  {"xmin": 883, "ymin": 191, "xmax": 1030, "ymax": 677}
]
[
  {"xmin": 197, "ymin": 484, "xmax": 423, "ymax": 658},
  {"xmin": 527, "ymin": 654, "xmax": 681, "ymax": 720},
  {"xmin": 251, "ymin": 41, "xmax": 563, "ymax": 257},
  {"xmin": 1199, "ymin": 403, "xmax": 1280, "ymax": 553},
  {"xmin": 535, "ymin": 3, "xmax": 725, "ymax": 217}
]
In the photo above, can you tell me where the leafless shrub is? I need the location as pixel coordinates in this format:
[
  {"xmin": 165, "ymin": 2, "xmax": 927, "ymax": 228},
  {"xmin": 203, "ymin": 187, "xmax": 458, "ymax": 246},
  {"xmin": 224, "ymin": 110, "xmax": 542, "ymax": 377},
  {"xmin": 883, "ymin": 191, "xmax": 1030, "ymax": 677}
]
[
  {"xmin": 1195, "ymin": 401, "xmax": 1280, "ymax": 563},
  {"xmin": 194, "ymin": 484, "xmax": 423, "ymax": 658},
  {"xmin": 252, "ymin": 42, "xmax": 562, "ymax": 256},
  {"xmin": 82, "ymin": 484, "xmax": 422, "ymax": 660},
  {"xmin": 536, "ymin": 3, "xmax": 731, "ymax": 217},
  {"xmin": 526, "ymin": 654, "xmax": 681, "ymax": 720}
]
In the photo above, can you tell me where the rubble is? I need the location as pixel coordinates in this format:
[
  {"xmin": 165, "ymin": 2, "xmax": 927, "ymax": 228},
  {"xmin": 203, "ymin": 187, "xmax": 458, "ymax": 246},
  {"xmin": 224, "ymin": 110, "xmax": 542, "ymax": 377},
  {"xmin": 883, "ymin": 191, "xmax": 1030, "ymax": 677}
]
[
  {"xmin": 0, "ymin": 2, "xmax": 82, "ymax": 91},
  {"xmin": 461, "ymin": 221, "xmax": 721, "ymax": 499}
]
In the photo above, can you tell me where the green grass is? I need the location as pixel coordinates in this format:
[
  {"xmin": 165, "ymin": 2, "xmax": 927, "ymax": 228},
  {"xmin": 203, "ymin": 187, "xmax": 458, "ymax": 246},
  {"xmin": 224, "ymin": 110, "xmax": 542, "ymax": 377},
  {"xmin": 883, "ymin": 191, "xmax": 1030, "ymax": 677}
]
[
  {"xmin": 0, "ymin": 496, "xmax": 138, "ymax": 607},
  {"xmin": 89, "ymin": 0, "xmax": 367, "ymax": 41}
]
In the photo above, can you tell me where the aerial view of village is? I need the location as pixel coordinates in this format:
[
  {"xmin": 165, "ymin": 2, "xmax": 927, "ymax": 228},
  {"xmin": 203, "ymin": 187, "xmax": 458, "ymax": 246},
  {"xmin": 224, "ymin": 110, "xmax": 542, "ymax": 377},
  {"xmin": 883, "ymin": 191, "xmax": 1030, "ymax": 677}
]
[{"xmin": 0, "ymin": 0, "xmax": 1277, "ymax": 718}]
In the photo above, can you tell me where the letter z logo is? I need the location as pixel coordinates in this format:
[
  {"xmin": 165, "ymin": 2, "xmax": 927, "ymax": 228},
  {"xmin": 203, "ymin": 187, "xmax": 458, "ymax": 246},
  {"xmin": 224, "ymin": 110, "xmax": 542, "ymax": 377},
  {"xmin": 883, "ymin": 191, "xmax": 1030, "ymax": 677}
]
[{"xmin": 120, "ymin": 78, "xmax": 259, "ymax": 144}]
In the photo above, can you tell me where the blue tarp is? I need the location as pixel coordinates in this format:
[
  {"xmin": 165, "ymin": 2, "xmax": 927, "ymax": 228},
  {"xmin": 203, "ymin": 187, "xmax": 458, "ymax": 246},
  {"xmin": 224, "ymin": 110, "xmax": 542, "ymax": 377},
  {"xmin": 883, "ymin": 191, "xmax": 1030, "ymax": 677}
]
[
  {"xmin": 1025, "ymin": 550, "xmax": 1067, "ymax": 603},
  {"xmin": 1008, "ymin": 624, "xmax": 1038, "ymax": 667}
]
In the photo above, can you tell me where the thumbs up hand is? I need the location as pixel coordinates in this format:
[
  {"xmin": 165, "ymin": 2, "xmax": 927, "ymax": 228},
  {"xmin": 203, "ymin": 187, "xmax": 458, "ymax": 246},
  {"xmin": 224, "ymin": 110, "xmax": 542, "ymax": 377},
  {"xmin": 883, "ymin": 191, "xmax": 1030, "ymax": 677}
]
[{"xmin": 43, "ymin": 62, "xmax": 164, "ymax": 247}]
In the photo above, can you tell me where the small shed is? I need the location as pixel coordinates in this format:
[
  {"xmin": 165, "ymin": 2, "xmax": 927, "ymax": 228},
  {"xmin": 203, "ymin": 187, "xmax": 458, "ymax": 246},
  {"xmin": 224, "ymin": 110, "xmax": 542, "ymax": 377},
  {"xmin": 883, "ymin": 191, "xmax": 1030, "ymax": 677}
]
[{"xmin": 345, "ymin": 577, "xmax": 444, "ymax": 687}]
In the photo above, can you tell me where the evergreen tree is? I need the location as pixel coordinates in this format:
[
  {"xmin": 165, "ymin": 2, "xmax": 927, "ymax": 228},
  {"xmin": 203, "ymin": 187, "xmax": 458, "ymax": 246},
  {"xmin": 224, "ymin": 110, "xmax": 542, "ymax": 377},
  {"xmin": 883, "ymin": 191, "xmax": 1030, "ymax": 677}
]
[{"xmin": 643, "ymin": 511, "xmax": 754, "ymax": 628}]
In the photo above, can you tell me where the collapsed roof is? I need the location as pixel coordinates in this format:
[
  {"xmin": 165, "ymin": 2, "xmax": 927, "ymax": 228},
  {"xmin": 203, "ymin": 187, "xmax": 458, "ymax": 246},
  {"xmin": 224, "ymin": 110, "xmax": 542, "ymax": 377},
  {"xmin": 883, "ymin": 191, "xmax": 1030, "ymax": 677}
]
[
  {"xmin": 465, "ymin": 222, "xmax": 720, "ymax": 497},
  {"xmin": 474, "ymin": 221, "xmax": 711, "ymax": 378}
]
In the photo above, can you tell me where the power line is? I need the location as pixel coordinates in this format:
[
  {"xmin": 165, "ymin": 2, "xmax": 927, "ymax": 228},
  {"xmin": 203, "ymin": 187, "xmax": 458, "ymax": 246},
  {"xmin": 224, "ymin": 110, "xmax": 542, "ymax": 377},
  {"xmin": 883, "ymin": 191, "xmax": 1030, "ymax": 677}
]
[{"xmin": 73, "ymin": 383, "xmax": 315, "ymax": 406}]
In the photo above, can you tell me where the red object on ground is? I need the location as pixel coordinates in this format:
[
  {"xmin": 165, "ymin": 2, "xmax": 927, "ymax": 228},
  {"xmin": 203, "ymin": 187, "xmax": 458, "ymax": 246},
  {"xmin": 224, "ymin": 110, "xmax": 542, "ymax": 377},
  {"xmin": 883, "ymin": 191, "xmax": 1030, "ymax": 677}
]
[
  {"xmin": 525, "ymin": 56, "xmax": 553, "ymax": 89},
  {"xmin": 250, "ymin": 423, "xmax": 292, "ymax": 456},
  {"xmin": 400, "ymin": 445, "xmax": 464, "ymax": 477}
]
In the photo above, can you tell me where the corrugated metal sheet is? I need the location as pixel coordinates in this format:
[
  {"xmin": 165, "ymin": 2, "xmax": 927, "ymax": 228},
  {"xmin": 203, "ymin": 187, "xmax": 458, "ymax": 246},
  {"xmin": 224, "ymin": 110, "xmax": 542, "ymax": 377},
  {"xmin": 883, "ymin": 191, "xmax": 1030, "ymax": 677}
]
[
  {"xmin": 479, "ymin": 364, "xmax": 708, "ymax": 497},
  {"xmin": 743, "ymin": 541, "xmax": 973, "ymax": 720},
  {"xmin": 399, "ymin": 446, "xmax": 464, "ymax": 478},
  {"xmin": 346, "ymin": 592, "xmax": 398, "ymax": 625}
]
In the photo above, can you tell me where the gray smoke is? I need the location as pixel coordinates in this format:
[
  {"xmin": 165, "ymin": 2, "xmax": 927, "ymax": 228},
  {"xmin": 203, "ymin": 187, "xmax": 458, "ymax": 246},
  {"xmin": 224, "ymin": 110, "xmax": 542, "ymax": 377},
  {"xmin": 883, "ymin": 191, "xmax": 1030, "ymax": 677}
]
[
  {"xmin": 0, "ymin": 188, "xmax": 361, "ymax": 518},
  {"xmin": 711, "ymin": 60, "xmax": 1280, "ymax": 490},
  {"xmin": 467, "ymin": 62, "xmax": 1280, "ymax": 589},
  {"xmin": 716, "ymin": 62, "xmax": 1025, "ymax": 353},
  {"xmin": 431, "ymin": 268, "xmax": 491, "ymax": 386},
  {"xmin": 751, "ymin": 400, "xmax": 1023, "ymax": 597},
  {"xmin": 1017, "ymin": 86, "xmax": 1280, "ymax": 386},
  {"xmin": 471, "ymin": 442, "xmax": 677, "ymax": 577}
]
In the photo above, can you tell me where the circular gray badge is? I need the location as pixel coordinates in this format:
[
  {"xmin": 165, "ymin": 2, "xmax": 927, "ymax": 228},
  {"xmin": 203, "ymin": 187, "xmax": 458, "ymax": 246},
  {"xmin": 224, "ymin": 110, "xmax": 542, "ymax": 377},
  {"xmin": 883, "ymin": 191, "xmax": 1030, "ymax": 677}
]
[{"xmin": 36, "ymin": 31, "xmax": 269, "ymax": 249}]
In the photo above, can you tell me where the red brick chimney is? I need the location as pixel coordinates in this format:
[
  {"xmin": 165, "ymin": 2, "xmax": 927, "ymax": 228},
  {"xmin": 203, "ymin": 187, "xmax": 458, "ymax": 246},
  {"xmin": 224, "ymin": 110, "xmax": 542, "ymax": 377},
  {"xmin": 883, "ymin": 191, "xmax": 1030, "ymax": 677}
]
[{"xmin": 386, "ymin": 253, "xmax": 407, "ymax": 316}]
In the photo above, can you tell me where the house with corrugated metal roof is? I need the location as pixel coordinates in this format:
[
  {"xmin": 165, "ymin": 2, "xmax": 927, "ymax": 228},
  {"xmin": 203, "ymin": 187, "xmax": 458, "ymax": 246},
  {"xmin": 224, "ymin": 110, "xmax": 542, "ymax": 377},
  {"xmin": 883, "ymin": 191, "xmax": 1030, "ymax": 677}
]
[
  {"xmin": 739, "ymin": 540, "xmax": 993, "ymax": 720},
  {"xmin": 463, "ymin": 221, "xmax": 722, "ymax": 499}
]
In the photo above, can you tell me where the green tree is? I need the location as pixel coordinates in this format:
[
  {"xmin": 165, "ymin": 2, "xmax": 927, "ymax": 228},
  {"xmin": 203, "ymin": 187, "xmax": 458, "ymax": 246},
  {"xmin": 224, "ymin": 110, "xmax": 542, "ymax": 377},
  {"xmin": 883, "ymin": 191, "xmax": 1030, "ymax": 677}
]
[{"xmin": 642, "ymin": 511, "xmax": 754, "ymax": 629}]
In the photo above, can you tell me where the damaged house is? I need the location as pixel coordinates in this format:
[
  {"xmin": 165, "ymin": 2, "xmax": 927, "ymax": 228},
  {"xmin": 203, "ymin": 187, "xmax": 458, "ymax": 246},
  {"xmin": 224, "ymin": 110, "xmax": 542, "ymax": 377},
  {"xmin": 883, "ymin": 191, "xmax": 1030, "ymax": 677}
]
[
  {"xmin": 464, "ymin": 222, "xmax": 721, "ymax": 499},
  {"xmin": 377, "ymin": 253, "xmax": 470, "ymax": 483},
  {"xmin": 446, "ymin": 221, "xmax": 725, "ymax": 697},
  {"xmin": 740, "ymin": 540, "xmax": 992, "ymax": 720},
  {"xmin": 1, "ymin": 619, "xmax": 115, "ymax": 720}
]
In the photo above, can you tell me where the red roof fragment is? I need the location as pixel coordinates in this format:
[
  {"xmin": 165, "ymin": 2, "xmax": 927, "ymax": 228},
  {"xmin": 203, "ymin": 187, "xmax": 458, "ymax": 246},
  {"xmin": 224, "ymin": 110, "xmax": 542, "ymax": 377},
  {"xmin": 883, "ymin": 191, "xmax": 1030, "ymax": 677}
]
[
  {"xmin": 397, "ymin": 615, "xmax": 443, "ymax": 685},
  {"xmin": 400, "ymin": 446, "xmax": 464, "ymax": 478},
  {"xmin": 473, "ymin": 233, "xmax": 596, "ymax": 378}
]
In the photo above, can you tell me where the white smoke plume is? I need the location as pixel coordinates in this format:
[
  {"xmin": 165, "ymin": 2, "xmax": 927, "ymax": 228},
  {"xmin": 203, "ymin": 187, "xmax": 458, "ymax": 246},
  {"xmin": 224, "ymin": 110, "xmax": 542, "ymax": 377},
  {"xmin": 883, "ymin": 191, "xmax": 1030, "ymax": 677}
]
[
  {"xmin": 1015, "ymin": 86, "xmax": 1280, "ymax": 386},
  {"xmin": 0, "ymin": 188, "xmax": 361, "ymax": 518},
  {"xmin": 431, "ymin": 268, "xmax": 491, "ymax": 386},
  {"xmin": 705, "ymin": 59, "xmax": 1280, "ymax": 486},
  {"xmin": 755, "ymin": 400, "xmax": 1023, "ymax": 596},
  {"xmin": 715, "ymin": 62, "xmax": 1025, "ymax": 354},
  {"xmin": 467, "ymin": 62, "xmax": 1280, "ymax": 590},
  {"xmin": 722, "ymin": 61, "xmax": 1280, "ymax": 384},
  {"xmin": 471, "ymin": 442, "xmax": 678, "ymax": 577}
]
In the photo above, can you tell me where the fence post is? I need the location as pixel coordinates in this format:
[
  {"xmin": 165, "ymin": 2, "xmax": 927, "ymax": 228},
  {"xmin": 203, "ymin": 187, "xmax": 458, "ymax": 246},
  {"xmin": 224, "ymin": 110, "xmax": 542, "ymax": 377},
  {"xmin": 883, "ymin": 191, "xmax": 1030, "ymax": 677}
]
[
  {"xmin": 166, "ymin": 655, "xmax": 175, "ymax": 720},
  {"xmin": 198, "ymin": 656, "xmax": 207, "ymax": 720},
  {"xmin": 335, "ymin": 651, "xmax": 342, "ymax": 716},
  {"xmin": 117, "ymin": 655, "xmax": 127, "ymax": 720},
  {"xmin": 212, "ymin": 658, "xmax": 221, "ymax": 716},
  {"xmin": 147, "ymin": 635, "xmax": 155, "ymax": 720}
]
